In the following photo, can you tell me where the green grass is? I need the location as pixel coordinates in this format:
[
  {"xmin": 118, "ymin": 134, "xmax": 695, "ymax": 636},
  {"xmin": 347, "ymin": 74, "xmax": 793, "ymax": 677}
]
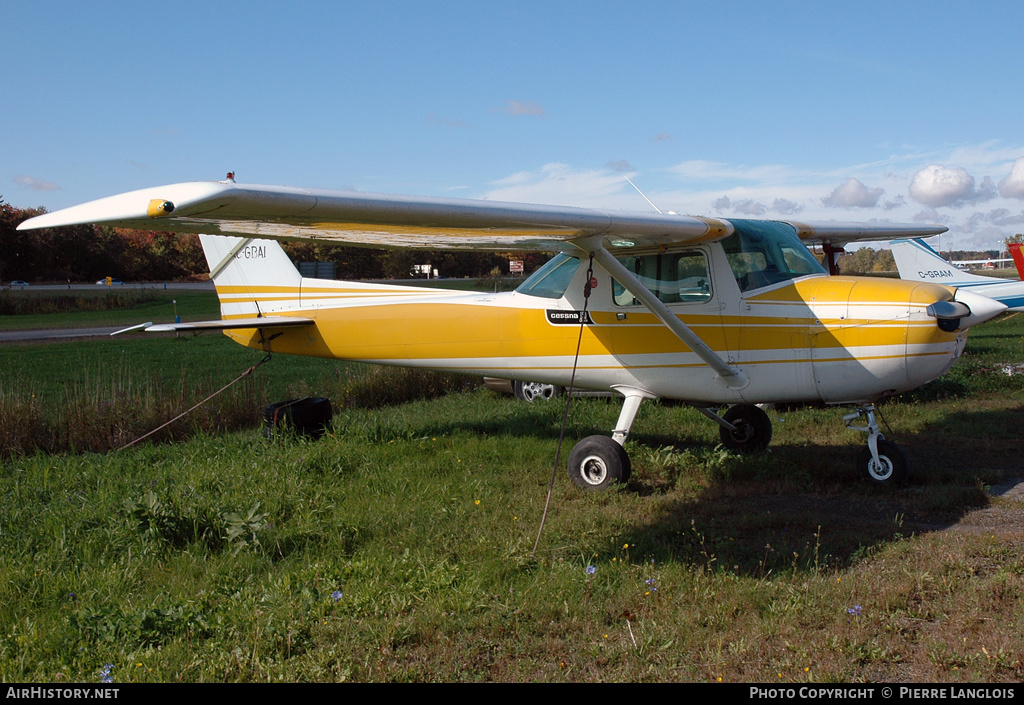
[
  {"xmin": 1, "ymin": 390, "xmax": 1022, "ymax": 682},
  {"xmin": 0, "ymin": 313, "xmax": 1022, "ymax": 682},
  {"xmin": 0, "ymin": 334, "xmax": 478, "ymax": 456}
]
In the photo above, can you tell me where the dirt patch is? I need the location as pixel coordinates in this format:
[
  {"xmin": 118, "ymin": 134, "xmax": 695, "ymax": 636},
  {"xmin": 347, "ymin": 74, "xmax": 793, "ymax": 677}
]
[{"xmin": 943, "ymin": 477, "xmax": 1024, "ymax": 537}]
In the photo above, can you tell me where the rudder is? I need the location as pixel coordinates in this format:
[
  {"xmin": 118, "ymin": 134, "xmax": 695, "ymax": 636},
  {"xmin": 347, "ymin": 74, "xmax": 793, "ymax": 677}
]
[
  {"xmin": 891, "ymin": 238, "xmax": 1000, "ymax": 286},
  {"xmin": 198, "ymin": 235, "xmax": 303, "ymax": 317},
  {"xmin": 1009, "ymin": 243, "xmax": 1024, "ymax": 280}
]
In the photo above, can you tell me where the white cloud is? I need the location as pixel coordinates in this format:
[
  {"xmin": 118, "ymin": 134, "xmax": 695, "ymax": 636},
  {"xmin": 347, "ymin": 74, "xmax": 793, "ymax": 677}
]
[
  {"xmin": 882, "ymin": 195, "xmax": 906, "ymax": 210},
  {"xmin": 822, "ymin": 178, "xmax": 884, "ymax": 208},
  {"xmin": 965, "ymin": 208, "xmax": 1024, "ymax": 229},
  {"xmin": 670, "ymin": 160, "xmax": 799, "ymax": 184},
  {"xmin": 480, "ymin": 143, "xmax": 1024, "ymax": 249},
  {"xmin": 978, "ymin": 176, "xmax": 998, "ymax": 201},
  {"xmin": 946, "ymin": 142, "xmax": 1024, "ymax": 171},
  {"xmin": 732, "ymin": 199, "xmax": 767, "ymax": 216},
  {"xmin": 999, "ymin": 157, "xmax": 1024, "ymax": 199},
  {"xmin": 771, "ymin": 198, "xmax": 803, "ymax": 215},
  {"xmin": 908, "ymin": 165, "xmax": 981, "ymax": 208},
  {"xmin": 712, "ymin": 196, "xmax": 731, "ymax": 211},
  {"xmin": 493, "ymin": 100, "xmax": 544, "ymax": 116},
  {"xmin": 913, "ymin": 209, "xmax": 942, "ymax": 223},
  {"xmin": 13, "ymin": 175, "xmax": 60, "ymax": 191},
  {"xmin": 427, "ymin": 113, "xmax": 469, "ymax": 128},
  {"xmin": 708, "ymin": 195, "xmax": 770, "ymax": 215},
  {"xmin": 482, "ymin": 163, "xmax": 631, "ymax": 207}
]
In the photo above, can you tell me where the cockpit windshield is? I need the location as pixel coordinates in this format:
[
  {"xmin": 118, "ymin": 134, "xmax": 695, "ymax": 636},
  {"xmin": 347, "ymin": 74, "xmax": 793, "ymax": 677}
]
[
  {"xmin": 721, "ymin": 220, "xmax": 825, "ymax": 292},
  {"xmin": 515, "ymin": 254, "xmax": 580, "ymax": 299}
]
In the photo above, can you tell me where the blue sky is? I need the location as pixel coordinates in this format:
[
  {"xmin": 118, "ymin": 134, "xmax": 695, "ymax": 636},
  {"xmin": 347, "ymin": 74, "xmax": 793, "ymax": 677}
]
[{"xmin": 5, "ymin": 0, "xmax": 1024, "ymax": 249}]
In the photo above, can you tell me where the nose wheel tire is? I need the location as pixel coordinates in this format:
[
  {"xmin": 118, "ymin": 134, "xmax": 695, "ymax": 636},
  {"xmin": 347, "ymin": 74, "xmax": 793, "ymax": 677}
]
[
  {"xmin": 859, "ymin": 439, "xmax": 909, "ymax": 486},
  {"xmin": 567, "ymin": 435, "xmax": 632, "ymax": 490},
  {"xmin": 718, "ymin": 404, "xmax": 773, "ymax": 453}
]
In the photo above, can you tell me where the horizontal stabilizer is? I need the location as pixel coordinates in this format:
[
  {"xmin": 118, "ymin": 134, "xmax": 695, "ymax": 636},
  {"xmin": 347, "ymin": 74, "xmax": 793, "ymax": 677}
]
[
  {"xmin": 110, "ymin": 321, "xmax": 154, "ymax": 336},
  {"xmin": 111, "ymin": 317, "xmax": 314, "ymax": 335}
]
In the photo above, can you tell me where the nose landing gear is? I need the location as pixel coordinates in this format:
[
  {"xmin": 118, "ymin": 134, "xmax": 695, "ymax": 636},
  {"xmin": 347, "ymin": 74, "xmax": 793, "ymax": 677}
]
[{"xmin": 844, "ymin": 405, "xmax": 909, "ymax": 485}]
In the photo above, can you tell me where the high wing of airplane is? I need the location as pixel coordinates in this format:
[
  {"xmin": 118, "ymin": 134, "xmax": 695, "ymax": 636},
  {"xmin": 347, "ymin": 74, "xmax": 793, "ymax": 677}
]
[
  {"xmin": 18, "ymin": 179, "xmax": 1006, "ymax": 488},
  {"xmin": 891, "ymin": 238, "xmax": 1024, "ymax": 311}
]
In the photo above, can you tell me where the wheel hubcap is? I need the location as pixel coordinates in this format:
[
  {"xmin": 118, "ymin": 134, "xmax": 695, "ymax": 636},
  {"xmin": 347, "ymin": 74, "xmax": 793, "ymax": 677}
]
[
  {"xmin": 522, "ymin": 382, "xmax": 555, "ymax": 402},
  {"xmin": 580, "ymin": 455, "xmax": 608, "ymax": 485},
  {"xmin": 730, "ymin": 420, "xmax": 753, "ymax": 443},
  {"xmin": 868, "ymin": 456, "xmax": 893, "ymax": 482}
]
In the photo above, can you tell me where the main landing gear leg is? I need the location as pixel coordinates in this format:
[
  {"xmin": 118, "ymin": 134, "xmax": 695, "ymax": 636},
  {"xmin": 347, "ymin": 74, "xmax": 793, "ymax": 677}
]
[
  {"xmin": 844, "ymin": 404, "xmax": 909, "ymax": 485},
  {"xmin": 566, "ymin": 389, "xmax": 652, "ymax": 490},
  {"xmin": 697, "ymin": 404, "xmax": 773, "ymax": 453}
]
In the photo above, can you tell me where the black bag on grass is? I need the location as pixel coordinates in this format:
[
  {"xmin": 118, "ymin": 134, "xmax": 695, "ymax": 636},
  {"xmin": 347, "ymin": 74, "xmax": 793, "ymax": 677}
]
[{"xmin": 263, "ymin": 397, "xmax": 333, "ymax": 440}]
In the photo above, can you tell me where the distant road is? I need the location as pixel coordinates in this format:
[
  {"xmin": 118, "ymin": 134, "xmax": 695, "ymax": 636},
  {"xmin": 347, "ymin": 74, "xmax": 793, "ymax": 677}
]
[
  {"xmin": 1, "ymin": 282, "xmax": 214, "ymax": 343},
  {"xmin": 0, "ymin": 326, "xmax": 128, "ymax": 342},
  {"xmin": 3, "ymin": 282, "xmax": 215, "ymax": 292}
]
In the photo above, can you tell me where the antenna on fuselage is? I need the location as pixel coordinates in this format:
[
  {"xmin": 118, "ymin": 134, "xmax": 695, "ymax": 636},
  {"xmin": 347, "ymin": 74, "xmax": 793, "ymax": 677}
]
[{"xmin": 624, "ymin": 176, "xmax": 676, "ymax": 215}]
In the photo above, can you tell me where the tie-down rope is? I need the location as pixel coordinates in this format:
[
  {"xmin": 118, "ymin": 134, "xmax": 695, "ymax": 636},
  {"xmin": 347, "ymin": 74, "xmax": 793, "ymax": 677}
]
[
  {"xmin": 533, "ymin": 254, "xmax": 595, "ymax": 555},
  {"xmin": 116, "ymin": 353, "xmax": 272, "ymax": 452}
]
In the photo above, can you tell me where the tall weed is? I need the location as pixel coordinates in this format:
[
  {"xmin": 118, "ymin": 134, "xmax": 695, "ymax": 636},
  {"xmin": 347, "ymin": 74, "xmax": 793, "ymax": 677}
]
[{"xmin": 0, "ymin": 359, "xmax": 477, "ymax": 457}]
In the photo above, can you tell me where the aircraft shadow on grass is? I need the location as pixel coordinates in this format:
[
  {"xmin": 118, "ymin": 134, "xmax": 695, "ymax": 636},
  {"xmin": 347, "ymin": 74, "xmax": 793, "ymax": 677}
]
[
  {"xmin": 624, "ymin": 403, "xmax": 1021, "ymax": 577},
  {"xmin": 402, "ymin": 398, "xmax": 1021, "ymax": 577}
]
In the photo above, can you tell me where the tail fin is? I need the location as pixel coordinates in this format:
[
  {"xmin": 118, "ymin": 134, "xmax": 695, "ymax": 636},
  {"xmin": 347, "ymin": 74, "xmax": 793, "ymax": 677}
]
[
  {"xmin": 890, "ymin": 238, "xmax": 1006, "ymax": 286},
  {"xmin": 198, "ymin": 235, "xmax": 302, "ymax": 318},
  {"xmin": 1009, "ymin": 243, "xmax": 1024, "ymax": 280}
]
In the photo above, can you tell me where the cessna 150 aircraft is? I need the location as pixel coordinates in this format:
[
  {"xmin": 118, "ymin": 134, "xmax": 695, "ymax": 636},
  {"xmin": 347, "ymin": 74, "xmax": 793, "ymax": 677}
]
[{"xmin": 18, "ymin": 179, "xmax": 1006, "ymax": 488}]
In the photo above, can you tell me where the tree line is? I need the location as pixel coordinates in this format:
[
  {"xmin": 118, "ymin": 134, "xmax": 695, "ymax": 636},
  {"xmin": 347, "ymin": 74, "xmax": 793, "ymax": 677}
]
[
  {"xmin": 1, "ymin": 199, "xmax": 542, "ymax": 283},
  {"xmin": 836, "ymin": 245, "xmax": 1017, "ymax": 275}
]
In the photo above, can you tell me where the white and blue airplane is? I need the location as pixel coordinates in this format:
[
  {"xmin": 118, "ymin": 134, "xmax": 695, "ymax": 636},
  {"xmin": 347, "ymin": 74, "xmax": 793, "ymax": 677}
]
[{"xmin": 891, "ymin": 238, "xmax": 1024, "ymax": 312}]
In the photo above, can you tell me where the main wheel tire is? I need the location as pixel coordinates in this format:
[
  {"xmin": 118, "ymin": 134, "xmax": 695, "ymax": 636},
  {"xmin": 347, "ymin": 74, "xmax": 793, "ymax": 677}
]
[
  {"xmin": 719, "ymin": 404, "xmax": 773, "ymax": 453},
  {"xmin": 567, "ymin": 435, "xmax": 632, "ymax": 490},
  {"xmin": 513, "ymin": 380, "xmax": 563, "ymax": 403},
  {"xmin": 859, "ymin": 439, "xmax": 909, "ymax": 485}
]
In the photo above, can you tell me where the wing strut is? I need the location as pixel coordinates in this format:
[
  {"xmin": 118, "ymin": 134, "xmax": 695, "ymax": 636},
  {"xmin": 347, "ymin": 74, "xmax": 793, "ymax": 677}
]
[{"xmin": 582, "ymin": 242, "xmax": 749, "ymax": 390}]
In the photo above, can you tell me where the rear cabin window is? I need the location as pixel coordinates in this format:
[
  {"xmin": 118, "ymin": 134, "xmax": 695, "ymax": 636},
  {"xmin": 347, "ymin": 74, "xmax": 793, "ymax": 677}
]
[
  {"xmin": 721, "ymin": 220, "xmax": 825, "ymax": 292},
  {"xmin": 516, "ymin": 254, "xmax": 580, "ymax": 299},
  {"xmin": 613, "ymin": 250, "xmax": 711, "ymax": 306}
]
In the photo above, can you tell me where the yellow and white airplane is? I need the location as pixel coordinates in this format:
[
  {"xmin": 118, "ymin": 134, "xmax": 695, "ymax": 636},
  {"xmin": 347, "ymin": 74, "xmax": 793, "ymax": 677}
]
[{"xmin": 17, "ymin": 179, "xmax": 1006, "ymax": 488}]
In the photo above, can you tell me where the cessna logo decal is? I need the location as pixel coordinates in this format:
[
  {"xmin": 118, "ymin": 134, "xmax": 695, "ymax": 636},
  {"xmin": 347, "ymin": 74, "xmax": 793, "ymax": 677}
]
[{"xmin": 546, "ymin": 310, "xmax": 593, "ymax": 325}]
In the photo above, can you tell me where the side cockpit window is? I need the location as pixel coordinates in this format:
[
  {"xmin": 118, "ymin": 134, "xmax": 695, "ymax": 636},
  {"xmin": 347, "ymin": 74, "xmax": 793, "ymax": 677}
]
[
  {"xmin": 722, "ymin": 220, "xmax": 825, "ymax": 292},
  {"xmin": 515, "ymin": 254, "xmax": 580, "ymax": 299},
  {"xmin": 613, "ymin": 250, "xmax": 711, "ymax": 306}
]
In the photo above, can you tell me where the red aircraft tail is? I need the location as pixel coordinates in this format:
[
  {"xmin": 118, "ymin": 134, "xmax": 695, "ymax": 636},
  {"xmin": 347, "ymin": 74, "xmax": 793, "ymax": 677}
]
[{"xmin": 1009, "ymin": 243, "xmax": 1024, "ymax": 280}]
